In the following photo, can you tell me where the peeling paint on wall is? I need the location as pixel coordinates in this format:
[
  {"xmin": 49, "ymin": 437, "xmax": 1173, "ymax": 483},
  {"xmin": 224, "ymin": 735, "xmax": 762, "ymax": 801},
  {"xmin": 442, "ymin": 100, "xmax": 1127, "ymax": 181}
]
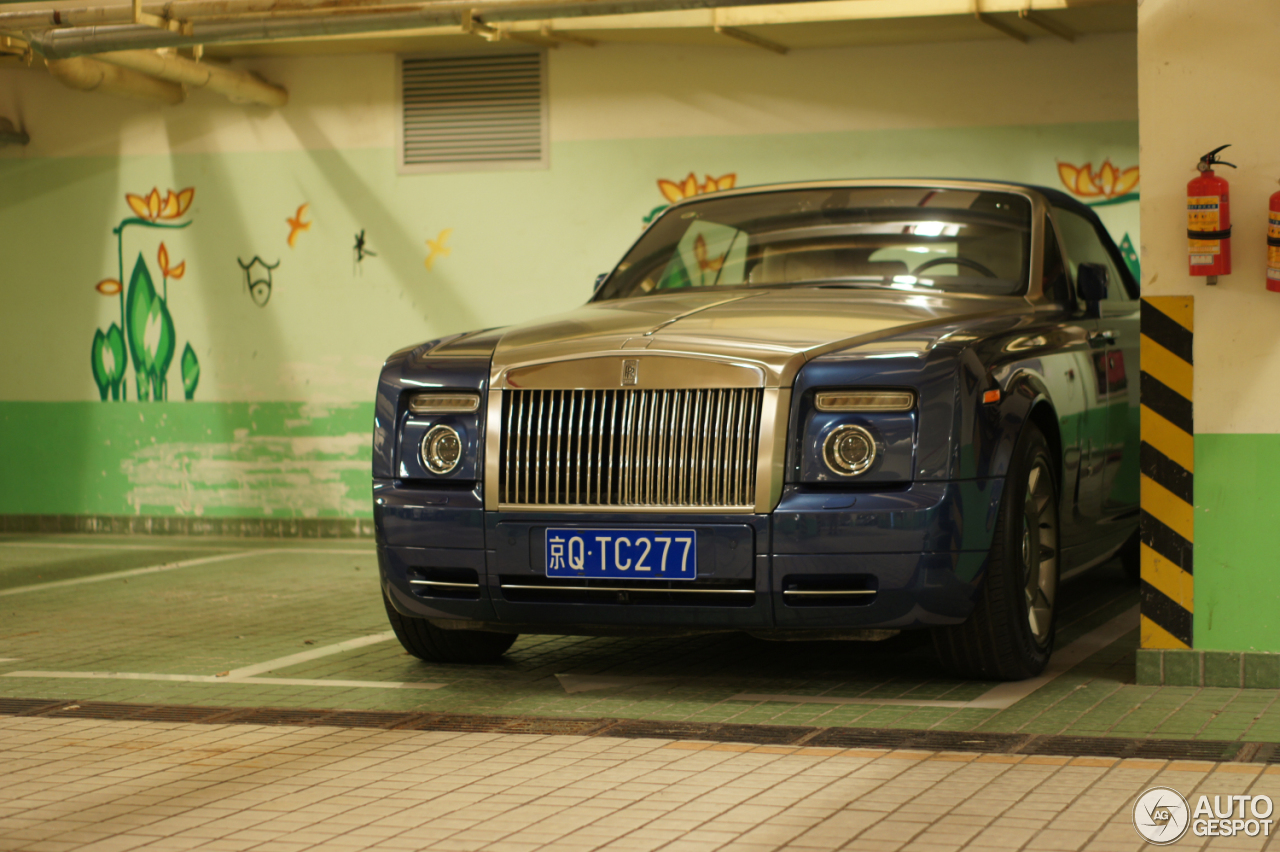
[{"xmin": 121, "ymin": 431, "xmax": 367, "ymax": 517}]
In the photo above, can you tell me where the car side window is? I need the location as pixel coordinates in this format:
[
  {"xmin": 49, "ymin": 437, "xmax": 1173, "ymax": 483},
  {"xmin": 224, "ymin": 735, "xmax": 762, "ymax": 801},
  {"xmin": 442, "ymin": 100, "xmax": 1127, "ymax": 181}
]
[
  {"xmin": 1041, "ymin": 215, "xmax": 1070, "ymax": 303},
  {"xmin": 1053, "ymin": 208, "xmax": 1132, "ymax": 302}
]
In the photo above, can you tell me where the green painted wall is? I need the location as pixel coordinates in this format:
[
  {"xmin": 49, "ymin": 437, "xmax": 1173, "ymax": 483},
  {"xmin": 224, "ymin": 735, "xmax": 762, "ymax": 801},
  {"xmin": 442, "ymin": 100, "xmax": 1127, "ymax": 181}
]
[
  {"xmin": 0, "ymin": 402, "xmax": 371, "ymax": 518},
  {"xmin": 1194, "ymin": 434, "xmax": 1280, "ymax": 651},
  {"xmin": 0, "ymin": 120, "xmax": 1139, "ymax": 519}
]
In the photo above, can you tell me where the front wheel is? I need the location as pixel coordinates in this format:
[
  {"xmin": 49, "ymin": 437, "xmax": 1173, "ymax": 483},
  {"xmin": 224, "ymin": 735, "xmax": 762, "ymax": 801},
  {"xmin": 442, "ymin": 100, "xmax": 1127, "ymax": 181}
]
[
  {"xmin": 383, "ymin": 592, "xmax": 517, "ymax": 664},
  {"xmin": 932, "ymin": 425, "xmax": 1060, "ymax": 680}
]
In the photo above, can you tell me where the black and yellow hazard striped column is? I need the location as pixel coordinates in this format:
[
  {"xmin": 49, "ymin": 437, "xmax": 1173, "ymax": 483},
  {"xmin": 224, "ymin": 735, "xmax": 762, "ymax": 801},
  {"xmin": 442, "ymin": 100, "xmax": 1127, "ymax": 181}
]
[{"xmin": 1139, "ymin": 297, "xmax": 1195, "ymax": 650}]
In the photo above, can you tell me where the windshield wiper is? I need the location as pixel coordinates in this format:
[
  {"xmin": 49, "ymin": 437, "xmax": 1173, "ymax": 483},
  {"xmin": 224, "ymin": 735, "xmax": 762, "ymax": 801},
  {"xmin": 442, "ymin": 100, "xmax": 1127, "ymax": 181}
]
[{"xmin": 787, "ymin": 278, "xmax": 892, "ymax": 290}]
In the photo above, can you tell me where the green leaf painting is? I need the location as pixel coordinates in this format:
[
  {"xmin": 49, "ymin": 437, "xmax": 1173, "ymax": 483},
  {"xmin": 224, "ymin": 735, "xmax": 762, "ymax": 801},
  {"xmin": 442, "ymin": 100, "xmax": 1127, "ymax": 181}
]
[
  {"xmin": 91, "ymin": 327, "xmax": 127, "ymax": 401},
  {"xmin": 145, "ymin": 295, "xmax": 176, "ymax": 401},
  {"xmin": 91, "ymin": 330, "xmax": 110, "ymax": 401},
  {"xmin": 125, "ymin": 253, "xmax": 156, "ymax": 400},
  {"xmin": 1119, "ymin": 233, "xmax": 1141, "ymax": 282},
  {"xmin": 105, "ymin": 325, "xmax": 126, "ymax": 395},
  {"xmin": 181, "ymin": 343, "xmax": 200, "ymax": 401}
]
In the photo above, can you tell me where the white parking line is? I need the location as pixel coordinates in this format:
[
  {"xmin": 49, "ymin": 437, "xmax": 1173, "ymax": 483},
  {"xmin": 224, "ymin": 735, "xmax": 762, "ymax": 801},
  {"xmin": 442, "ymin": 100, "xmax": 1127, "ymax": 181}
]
[
  {"xmin": 964, "ymin": 604, "xmax": 1139, "ymax": 710},
  {"xmin": 730, "ymin": 694, "xmax": 972, "ymax": 708},
  {"xmin": 0, "ymin": 546, "xmax": 379, "ymax": 598},
  {"xmin": 0, "ymin": 630, "xmax": 433, "ymax": 691},
  {"xmin": 226, "ymin": 632, "xmax": 396, "ymax": 678},
  {"xmin": 729, "ymin": 604, "xmax": 1139, "ymax": 712},
  {"xmin": 1, "ymin": 542, "xmax": 238, "ymax": 551},
  {"xmin": 0, "ymin": 551, "xmax": 261, "ymax": 597},
  {"xmin": 1, "ymin": 541, "xmax": 373, "ymax": 555}
]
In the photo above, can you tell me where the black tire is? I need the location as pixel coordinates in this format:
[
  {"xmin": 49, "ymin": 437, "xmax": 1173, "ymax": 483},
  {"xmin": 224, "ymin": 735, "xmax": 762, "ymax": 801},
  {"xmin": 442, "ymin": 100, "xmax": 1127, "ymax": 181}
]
[
  {"xmin": 383, "ymin": 592, "xmax": 517, "ymax": 664},
  {"xmin": 932, "ymin": 424, "xmax": 1060, "ymax": 680}
]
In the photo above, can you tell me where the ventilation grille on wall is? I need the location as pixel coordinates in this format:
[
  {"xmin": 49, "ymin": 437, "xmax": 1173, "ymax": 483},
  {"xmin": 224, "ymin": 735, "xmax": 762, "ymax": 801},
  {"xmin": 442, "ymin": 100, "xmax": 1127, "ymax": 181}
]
[{"xmin": 399, "ymin": 52, "xmax": 547, "ymax": 173}]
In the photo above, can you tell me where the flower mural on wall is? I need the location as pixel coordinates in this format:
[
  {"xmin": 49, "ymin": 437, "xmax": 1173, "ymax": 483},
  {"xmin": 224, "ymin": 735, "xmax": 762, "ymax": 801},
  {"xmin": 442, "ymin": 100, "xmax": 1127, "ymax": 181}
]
[
  {"xmin": 1056, "ymin": 158, "xmax": 1141, "ymax": 282},
  {"xmin": 658, "ymin": 172, "xmax": 737, "ymax": 204},
  {"xmin": 126, "ymin": 187, "xmax": 194, "ymax": 222},
  {"xmin": 89, "ymin": 186, "xmax": 201, "ymax": 402},
  {"xmin": 644, "ymin": 172, "xmax": 738, "ymax": 224},
  {"xmin": 1056, "ymin": 160, "xmax": 1139, "ymax": 206}
]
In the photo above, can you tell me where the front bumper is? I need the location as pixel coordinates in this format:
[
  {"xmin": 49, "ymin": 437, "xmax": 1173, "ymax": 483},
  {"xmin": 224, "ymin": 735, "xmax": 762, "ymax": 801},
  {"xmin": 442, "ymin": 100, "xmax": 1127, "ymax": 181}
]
[{"xmin": 374, "ymin": 477, "xmax": 1004, "ymax": 634}]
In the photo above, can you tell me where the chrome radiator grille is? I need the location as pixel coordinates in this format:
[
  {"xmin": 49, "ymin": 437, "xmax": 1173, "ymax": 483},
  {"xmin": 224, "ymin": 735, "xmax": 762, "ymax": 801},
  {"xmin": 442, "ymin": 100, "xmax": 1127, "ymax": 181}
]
[{"xmin": 499, "ymin": 388, "xmax": 762, "ymax": 508}]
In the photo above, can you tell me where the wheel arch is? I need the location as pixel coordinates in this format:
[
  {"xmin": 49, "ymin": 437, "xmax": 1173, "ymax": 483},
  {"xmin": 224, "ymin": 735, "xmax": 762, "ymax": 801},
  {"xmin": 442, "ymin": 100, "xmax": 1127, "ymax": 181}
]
[{"xmin": 990, "ymin": 369, "xmax": 1062, "ymax": 489}]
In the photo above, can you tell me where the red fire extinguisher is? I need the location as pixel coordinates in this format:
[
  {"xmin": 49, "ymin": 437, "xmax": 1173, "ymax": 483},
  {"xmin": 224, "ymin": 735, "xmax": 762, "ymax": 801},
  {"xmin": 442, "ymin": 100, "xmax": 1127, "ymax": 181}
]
[
  {"xmin": 1188, "ymin": 145, "xmax": 1235, "ymax": 283},
  {"xmin": 1268, "ymin": 187, "xmax": 1280, "ymax": 292}
]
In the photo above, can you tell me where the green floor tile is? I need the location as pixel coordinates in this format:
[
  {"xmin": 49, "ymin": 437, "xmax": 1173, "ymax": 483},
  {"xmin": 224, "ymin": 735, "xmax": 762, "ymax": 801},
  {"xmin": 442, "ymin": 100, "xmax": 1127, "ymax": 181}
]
[{"xmin": 0, "ymin": 535, "xmax": 1271, "ymax": 745}]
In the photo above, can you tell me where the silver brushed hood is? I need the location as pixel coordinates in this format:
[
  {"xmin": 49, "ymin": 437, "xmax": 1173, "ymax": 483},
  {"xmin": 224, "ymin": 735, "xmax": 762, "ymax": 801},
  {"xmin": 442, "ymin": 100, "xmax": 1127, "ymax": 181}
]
[{"xmin": 434, "ymin": 288, "xmax": 1023, "ymax": 388}]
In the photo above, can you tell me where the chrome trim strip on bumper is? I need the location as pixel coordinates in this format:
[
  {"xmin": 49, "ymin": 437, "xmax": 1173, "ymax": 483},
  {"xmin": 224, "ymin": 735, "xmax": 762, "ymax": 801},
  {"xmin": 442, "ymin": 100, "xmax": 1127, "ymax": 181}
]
[{"xmin": 499, "ymin": 583, "xmax": 754, "ymax": 595}]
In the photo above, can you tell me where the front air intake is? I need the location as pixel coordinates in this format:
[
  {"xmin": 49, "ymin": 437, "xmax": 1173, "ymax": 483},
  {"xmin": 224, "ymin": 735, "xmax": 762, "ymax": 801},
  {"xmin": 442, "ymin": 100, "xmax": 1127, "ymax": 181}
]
[{"xmin": 499, "ymin": 388, "xmax": 761, "ymax": 509}]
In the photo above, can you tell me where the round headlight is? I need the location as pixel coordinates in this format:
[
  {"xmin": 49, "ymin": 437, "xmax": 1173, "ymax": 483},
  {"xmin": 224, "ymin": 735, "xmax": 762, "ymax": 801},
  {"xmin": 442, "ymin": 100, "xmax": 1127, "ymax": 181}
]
[
  {"xmin": 420, "ymin": 425, "xmax": 463, "ymax": 475},
  {"xmin": 823, "ymin": 425, "xmax": 877, "ymax": 476}
]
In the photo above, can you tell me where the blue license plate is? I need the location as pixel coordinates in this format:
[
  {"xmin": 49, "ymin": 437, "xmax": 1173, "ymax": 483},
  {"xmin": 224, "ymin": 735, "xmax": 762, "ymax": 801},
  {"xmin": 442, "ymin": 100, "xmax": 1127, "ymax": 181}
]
[{"xmin": 545, "ymin": 528, "xmax": 697, "ymax": 580}]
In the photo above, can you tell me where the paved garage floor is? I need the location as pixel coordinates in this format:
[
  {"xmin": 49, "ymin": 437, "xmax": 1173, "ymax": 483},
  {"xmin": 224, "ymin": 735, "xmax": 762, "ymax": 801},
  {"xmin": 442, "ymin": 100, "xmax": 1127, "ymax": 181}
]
[
  {"xmin": 4, "ymin": 716, "xmax": 1280, "ymax": 852},
  {"xmin": 3, "ymin": 534, "xmax": 1280, "ymax": 851}
]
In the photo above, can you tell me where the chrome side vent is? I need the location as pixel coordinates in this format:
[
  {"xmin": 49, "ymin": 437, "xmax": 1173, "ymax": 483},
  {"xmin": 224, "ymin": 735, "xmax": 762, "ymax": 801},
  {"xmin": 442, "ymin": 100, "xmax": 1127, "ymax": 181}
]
[
  {"xmin": 499, "ymin": 388, "xmax": 761, "ymax": 509},
  {"xmin": 782, "ymin": 575, "xmax": 877, "ymax": 607},
  {"xmin": 408, "ymin": 568, "xmax": 481, "ymax": 600},
  {"xmin": 498, "ymin": 575, "xmax": 755, "ymax": 607}
]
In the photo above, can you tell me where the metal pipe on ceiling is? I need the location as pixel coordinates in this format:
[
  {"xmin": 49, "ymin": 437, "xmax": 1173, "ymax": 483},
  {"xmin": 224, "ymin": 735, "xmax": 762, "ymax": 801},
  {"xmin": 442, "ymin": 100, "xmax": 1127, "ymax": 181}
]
[
  {"xmin": 45, "ymin": 54, "xmax": 185, "ymax": 102},
  {"xmin": 20, "ymin": 0, "xmax": 812, "ymax": 59},
  {"xmin": 94, "ymin": 49, "xmax": 288, "ymax": 105},
  {"xmin": 0, "ymin": 0, "xmax": 428, "ymax": 34}
]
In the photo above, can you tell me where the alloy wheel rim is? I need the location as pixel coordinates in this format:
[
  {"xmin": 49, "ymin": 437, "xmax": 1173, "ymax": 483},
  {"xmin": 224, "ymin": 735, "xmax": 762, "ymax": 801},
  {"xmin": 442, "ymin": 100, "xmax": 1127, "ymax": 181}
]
[{"xmin": 1021, "ymin": 460, "xmax": 1057, "ymax": 645}]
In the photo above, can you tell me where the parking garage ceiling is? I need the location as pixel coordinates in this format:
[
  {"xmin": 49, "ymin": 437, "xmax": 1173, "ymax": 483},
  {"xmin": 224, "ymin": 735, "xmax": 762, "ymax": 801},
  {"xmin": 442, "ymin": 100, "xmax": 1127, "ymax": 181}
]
[{"xmin": 0, "ymin": 0, "xmax": 1134, "ymax": 62}]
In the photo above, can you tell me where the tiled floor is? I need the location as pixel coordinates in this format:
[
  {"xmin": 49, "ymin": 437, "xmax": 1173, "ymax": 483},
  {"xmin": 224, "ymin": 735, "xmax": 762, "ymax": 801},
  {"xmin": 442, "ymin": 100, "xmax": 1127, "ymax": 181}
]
[
  {"xmin": 1, "ymin": 534, "xmax": 1277, "ymax": 741},
  {"xmin": 2, "ymin": 715, "xmax": 1278, "ymax": 852}
]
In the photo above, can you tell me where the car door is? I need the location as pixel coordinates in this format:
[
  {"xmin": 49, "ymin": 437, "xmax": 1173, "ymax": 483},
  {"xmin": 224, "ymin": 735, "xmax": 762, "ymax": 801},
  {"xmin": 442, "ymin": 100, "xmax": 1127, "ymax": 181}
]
[
  {"xmin": 1042, "ymin": 213, "xmax": 1111, "ymax": 552},
  {"xmin": 1054, "ymin": 207, "xmax": 1141, "ymax": 531}
]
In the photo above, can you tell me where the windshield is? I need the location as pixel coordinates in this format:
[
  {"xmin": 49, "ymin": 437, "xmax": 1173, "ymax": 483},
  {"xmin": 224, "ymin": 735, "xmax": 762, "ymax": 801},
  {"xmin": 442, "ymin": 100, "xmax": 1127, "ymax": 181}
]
[{"xmin": 596, "ymin": 187, "xmax": 1032, "ymax": 301}]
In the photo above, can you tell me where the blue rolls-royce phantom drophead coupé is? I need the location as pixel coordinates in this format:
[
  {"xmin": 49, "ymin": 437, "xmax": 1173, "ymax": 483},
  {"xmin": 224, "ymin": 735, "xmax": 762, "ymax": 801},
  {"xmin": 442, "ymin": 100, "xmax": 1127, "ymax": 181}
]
[{"xmin": 372, "ymin": 179, "xmax": 1140, "ymax": 680}]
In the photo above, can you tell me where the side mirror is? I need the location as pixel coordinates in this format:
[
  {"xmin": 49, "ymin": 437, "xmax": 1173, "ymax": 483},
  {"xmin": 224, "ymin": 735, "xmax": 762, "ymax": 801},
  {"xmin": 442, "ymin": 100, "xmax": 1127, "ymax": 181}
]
[
  {"xmin": 593, "ymin": 273, "xmax": 608, "ymax": 293},
  {"xmin": 1077, "ymin": 262, "xmax": 1109, "ymax": 310}
]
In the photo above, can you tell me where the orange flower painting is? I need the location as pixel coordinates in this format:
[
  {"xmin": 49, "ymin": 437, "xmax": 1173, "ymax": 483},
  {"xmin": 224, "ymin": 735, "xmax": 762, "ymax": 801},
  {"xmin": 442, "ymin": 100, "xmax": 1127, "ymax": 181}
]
[
  {"xmin": 658, "ymin": 172, "xmax": 737, "ymax": 204},
  {"xmin": 1057, "ymin": 160, "xmax": 1139, "ymax": 201},
  {"xmin": 157, "ymin": 243, "xmax": 185, "ymax": 280},
  {"xmin": 125, "ymin": 187, "xmax": 195, "ymax": 222},
  {"xmin": 95, "ymin": 279, "xmax": 122, "ymax": 296}
]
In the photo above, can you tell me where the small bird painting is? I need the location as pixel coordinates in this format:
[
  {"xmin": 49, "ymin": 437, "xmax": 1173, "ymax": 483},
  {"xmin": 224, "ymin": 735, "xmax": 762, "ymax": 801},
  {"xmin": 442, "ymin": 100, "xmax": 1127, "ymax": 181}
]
[
  {"xmin": 286, "ymin": 204, "xmax": 311, "ymax": 248},
  {"xmin": 425, "ymin": 228, "xmax": 453, "ymax": 270}
]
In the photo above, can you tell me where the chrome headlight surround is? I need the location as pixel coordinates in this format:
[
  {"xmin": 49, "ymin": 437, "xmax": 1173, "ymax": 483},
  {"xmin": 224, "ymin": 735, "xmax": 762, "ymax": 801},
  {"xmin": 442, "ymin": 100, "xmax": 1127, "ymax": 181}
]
[
  {"xmin": 420, "ymin": 424, "xmax": 463, "ymax": 475},
  {"xmin": 815, "ymin": 390, "xmax": 914, "ymax": 412},
  {"xmin": 409, "ymin": 392, "xmax": 480, "ymax": 414},
  {"xmin": 822, "ymin": 424, "xmax": 878, "ymax": 477}
]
